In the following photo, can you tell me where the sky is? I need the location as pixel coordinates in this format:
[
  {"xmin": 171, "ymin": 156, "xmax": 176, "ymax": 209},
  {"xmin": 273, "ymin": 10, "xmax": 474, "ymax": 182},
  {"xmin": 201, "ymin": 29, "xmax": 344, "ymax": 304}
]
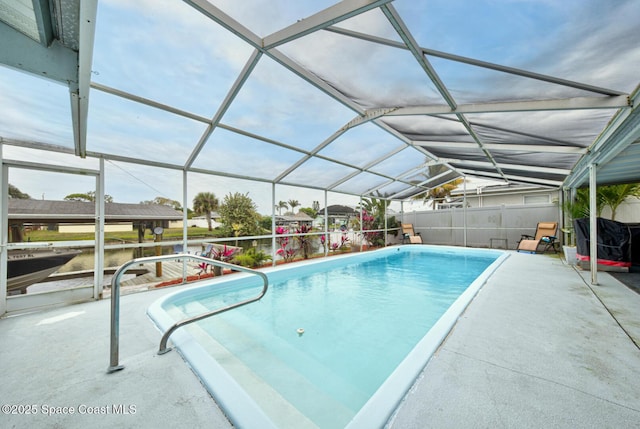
[{"xmin": 1, "ymin": 0, "xmax": 639, "ymax": 215}]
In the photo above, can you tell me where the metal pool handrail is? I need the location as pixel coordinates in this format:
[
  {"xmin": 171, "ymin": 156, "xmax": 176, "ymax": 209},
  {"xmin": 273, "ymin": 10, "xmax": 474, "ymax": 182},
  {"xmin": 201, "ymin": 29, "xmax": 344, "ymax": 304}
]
[{"xmin": 108, "ymin": 254, "xmax": 269, "ymax": 373}]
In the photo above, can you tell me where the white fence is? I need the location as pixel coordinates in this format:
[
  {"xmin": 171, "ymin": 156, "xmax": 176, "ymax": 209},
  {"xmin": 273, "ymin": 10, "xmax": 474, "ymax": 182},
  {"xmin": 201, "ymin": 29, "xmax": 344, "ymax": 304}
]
[{"xmin": 401, "ymin": 203, "xmax": 561, "ymax": 250}]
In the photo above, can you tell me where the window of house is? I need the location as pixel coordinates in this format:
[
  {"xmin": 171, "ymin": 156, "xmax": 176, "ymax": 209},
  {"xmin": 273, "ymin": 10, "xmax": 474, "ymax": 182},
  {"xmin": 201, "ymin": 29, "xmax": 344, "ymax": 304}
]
[{"xmin": 524, "ymin": 194, "xmax": 550, "ymax": 204}]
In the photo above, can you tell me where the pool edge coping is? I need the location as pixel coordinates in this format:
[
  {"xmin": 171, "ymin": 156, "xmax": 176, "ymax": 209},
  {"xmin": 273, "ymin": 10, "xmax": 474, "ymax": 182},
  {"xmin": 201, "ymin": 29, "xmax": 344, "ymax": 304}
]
[
  {"xmin": 346, "ymin": 249, "xmax": 510, "ymax": 428},
  {"xmin": 146, "ymin": 245, "xmax": 509, "ymax": 429}
]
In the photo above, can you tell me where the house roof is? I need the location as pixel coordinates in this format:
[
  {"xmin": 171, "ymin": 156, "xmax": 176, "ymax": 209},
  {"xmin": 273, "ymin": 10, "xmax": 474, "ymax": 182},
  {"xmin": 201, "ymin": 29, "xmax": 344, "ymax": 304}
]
[
  {"xmin": 275, "ymin": 211, "xmax": 314, "ymax": 222},
  {"xmin": 321, "ymin": 205, "xmax": 359, "ymax": 216},
  {"xmin": 8, "ymin": 199, "xmax": 183, "ymax": 223},
  {"xmin": 1, "ymin": 1, "xmax": 639, "ymax": 202}
]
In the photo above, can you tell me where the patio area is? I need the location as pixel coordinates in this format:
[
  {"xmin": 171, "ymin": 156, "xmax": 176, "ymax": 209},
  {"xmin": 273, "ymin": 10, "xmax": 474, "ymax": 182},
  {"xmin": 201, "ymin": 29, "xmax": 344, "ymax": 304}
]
[{"xmin": 1, "ymin": 250, "xmax": 639, "ymax": 429}]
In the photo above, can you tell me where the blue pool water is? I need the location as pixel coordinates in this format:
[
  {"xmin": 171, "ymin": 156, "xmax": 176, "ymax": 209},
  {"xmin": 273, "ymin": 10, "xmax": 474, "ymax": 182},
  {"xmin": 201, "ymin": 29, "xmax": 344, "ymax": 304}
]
[{"xmin": 148, "ymin": 245, "xmax": 507, "ymax": 429}]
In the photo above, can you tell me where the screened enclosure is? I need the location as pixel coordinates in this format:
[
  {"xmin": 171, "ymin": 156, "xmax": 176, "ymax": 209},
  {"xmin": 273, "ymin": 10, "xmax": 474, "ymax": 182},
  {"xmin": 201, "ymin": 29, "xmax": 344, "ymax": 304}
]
[{"xmin": 1, "ymin": 0, "xmax": 640, "ymax": 312}]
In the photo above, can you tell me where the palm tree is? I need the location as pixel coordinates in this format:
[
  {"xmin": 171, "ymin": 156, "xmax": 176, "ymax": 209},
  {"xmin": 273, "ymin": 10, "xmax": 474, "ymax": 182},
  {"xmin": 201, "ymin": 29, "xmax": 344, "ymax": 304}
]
[
  {"xmin": 287, "ymin": 199, "xmax": 300, "ymax": 214},
  {"xmin": 598, "ymin": 183, "xmax": 640, "ymax": 220},
  {"xmin": 562, "ymin": 183, "xmax": 640, "ymax": 245},
  {"xmin": 358, "ymin": 197, "xmax": 387, "ymax": 227},
  {"xmin": 423, "ymin": 179, "xmax": 464, "ymax": 209},
  {"xmin": 409, "ymin": 162, "xmax": 463, "ymax": 209},
  {"xmin": 565, "ymin": 184, "xmax": 640, "ymax": 221},
  {"xmin": 358, "ymin": 196, "xmax": 389, "ymax": 247},
  {"xmin": 193, "ymin": 191, "xmax": 219, "ymax": 231},
  {"xmin": 276, "ymin": 201, "xmax": 288, "ymax": 215}
]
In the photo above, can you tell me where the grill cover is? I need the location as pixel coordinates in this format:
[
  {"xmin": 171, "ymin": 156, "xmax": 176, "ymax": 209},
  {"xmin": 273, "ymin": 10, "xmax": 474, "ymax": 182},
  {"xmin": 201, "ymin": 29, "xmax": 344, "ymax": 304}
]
[{"xmin": 574, "ymin": 217, "xmax": 632, "ymax": 267}]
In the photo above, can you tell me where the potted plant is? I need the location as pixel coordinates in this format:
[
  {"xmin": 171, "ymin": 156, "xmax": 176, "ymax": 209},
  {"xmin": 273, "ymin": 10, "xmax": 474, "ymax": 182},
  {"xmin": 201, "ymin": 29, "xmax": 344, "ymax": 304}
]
[
  {"xmin": 209, "ymin": 244, "xmax": 237, "ymax": 275},
  {"xmin": 561, "ymin": 184, "xmax": 640, "ymax": 265},
  {"xmin": 561, "ymin": 189, "xmax": 590, "ymax": 265}
]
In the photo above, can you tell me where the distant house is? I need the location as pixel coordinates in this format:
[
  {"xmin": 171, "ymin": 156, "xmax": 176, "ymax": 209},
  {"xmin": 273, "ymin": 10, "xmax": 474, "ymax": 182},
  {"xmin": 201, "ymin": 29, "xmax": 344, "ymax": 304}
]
[
  {"xmin": 318, "ymin": 205, "xmax": 359, "ymax": 229},
  {"xmin": 173, "ymin": 211, "xmax": 222, "ymax": 229},
  {"xmin": 275, "ymin": 211, "xmax": 314, "ymax": 229},
  {"xmin": 8, "ymin": 199, "xmax": 183, "ymax": 237},
  {"xmin": 442, "ymin": 185, "xmax": 560, "ymax": 209}
]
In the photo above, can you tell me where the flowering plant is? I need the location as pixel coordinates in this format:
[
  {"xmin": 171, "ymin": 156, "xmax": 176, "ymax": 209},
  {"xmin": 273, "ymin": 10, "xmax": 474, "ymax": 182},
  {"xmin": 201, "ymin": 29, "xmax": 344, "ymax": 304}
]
[
  {"xmin": 275, "ymin": 226, "xmax": 298, "ymax": 262},
  {"xmin": 196, "ymin": 245, "xmax": 237, "ymax": 275},
  {"xmin": 209, "ymin": 244, "xmax": 237, "ymax": 262},
  {"xmin": 359, "ymin": 209, "xmax": 385, "ymax": 247},
  {"xmin": 195, "ymin": 262, "xmax": 210, "ymax": 275},
  {"xmin": 295, "ymin": 224, "xmax": 313, "ymax": 259},
  {"xmin": 329, "ymin": 233, "xmax": 349, "ymax": 252}
]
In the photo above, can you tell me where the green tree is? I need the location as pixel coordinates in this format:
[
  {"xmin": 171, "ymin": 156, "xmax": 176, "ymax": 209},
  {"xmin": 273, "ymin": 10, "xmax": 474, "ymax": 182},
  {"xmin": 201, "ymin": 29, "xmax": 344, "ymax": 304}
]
[
  {"xmin": 287, "ymin": 199, "xmax": 300, "ymax": 214},
  {"xmin": 598, "ymin": 183, "xmax": 640, "ymax": 221},
  {"xmin": 358, "ymin": 197, "xmax": 388, "ymax": 228},
  {"xmin": 140, "ymin": 196, "xmax": 182, "ymax": 211},
  {"xmin": 565, "ymin": 184, "xmax": 640, "ymax": 221},
  {"xmin": 276, "ymin": 201, "xmax": 288, "ymax": 215},
  {"xmin": 64, "ymin": 191, "xmax": 113, "ymax": 203},
  {"xmin": 299, "ymin": 207, "xmax": 317, "ymax": 218},
  {"xmin": 564, "ymin": 188, "xmax": 591, "ymax": 220},
  {"xmin": 357, "ymin": 197, "xmax": 390, "ymax": 247},
  {"xmin": 259, "ymin": 215, "xmax": 273, "ymax": 231},
  {"xmin": 409, "ymin": 163, "xmax": 463, "ymax": 208},
  {"xmin": 192, "ymin": 191, "xmax": 219, "ymax": 231},
  {"xmin": 218, "ymin": 192, "xmax": 262, "ymax": 237},
  {"xmin": 8, "ymin": 184, "xmax": 30, "ymax": 199},
  {"xmin": 424, "ymin": 179, "xmax": 463, "ymax": 209},
  {"xmin": 562, "ymin": 184, "xmax": 640, "ymax": 245}
]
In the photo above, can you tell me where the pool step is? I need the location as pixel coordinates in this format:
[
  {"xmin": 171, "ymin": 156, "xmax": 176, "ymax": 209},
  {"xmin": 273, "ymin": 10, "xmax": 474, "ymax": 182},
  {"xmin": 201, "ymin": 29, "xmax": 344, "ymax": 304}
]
[
  {"xmin": 165, "ymin": 302, "xmax": 363, "ymax": 428},
  {"xmin": 197, "ymin": 310, "xmax": 363, "ymax": 428},
  {"xmin": 165, "ymin": 304, "xmax": 317, "ymax": 427}
]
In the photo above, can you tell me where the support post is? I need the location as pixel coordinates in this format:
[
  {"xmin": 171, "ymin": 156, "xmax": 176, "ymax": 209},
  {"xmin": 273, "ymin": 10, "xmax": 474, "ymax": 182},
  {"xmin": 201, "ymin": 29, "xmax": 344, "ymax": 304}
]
[
  {"xmin": 0, "ymin": 152, "xmax": 7, "ymax": 316},
  {"xmin": 94, "ymin": 158, "xmax": 105, "ymax": 299},
  {"xmin": 589, "ymin": 164, "xmax": 598, "ymax": 285},
  {"xmin": 463, "ymin": 176, "xmax": 467, "ymax": 247},
  {"xmin": 271, "ymin": 183, "xmax": 276, "ymax": 266},
  {"xmin": 155, "ymin": 230, "xmax": 162, "ymax": 277}
]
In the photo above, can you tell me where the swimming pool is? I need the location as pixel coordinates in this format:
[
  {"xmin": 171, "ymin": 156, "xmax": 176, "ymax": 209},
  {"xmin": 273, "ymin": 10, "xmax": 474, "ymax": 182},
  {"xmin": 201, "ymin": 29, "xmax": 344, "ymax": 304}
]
[{"xmin": 148, "ymin": 245, "xmax": 507, "ymax": 428}]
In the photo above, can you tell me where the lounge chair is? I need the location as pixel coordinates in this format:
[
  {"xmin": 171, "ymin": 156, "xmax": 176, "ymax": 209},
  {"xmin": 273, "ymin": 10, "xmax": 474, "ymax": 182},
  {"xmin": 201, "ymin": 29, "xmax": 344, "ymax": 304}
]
[
  {"xmin": 401, "ymin": 223, "xmax": 423, "ymax": 244},
  {"xmin": 517, "ymin": 222, "xmax": 558, "ymax": 253}
]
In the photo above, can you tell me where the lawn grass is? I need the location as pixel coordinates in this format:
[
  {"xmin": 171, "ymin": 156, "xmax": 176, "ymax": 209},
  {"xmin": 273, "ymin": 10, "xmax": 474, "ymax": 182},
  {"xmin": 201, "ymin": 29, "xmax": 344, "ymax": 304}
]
[{"xmin": 24, "ymin": 227, "xmax": 221, "ymax": 243}]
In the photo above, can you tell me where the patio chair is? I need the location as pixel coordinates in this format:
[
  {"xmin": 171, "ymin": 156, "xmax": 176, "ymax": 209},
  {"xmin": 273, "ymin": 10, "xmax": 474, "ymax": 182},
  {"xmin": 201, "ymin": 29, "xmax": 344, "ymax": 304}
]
[
  {"xmin": 201, "ymin": 244, "xmax": 214, "ymax": 257},
  {"xmin": 517, "ymin": 222, "xmax": 558, "ymax": 253},
  {"xmin": 173, "ymin": 244, "xmax": 188, "ymax": 254},
  {"xmin": 401, "ymin": 223, "xmax": 423, "ymax": 244}
]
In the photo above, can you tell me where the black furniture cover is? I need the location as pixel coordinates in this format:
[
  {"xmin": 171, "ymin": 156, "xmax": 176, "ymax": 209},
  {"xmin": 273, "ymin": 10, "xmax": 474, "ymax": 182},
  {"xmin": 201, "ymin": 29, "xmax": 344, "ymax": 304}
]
[{"xmin": 574, "ymin": 217, "xmax": 632, "ymax": 268}]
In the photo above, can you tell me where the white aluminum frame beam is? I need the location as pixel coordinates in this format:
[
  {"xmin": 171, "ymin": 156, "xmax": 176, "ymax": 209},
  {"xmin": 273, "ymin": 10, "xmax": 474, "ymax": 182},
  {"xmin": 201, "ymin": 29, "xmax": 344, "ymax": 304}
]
[
  {"xmin": 263, "ymin": 0, "xmax": 394, "ymax": 50},
  {"xmin": 380, "ymin": 95, "xmax": 630, "ymax": 116},
  {"xmin": 439, "ymin": 158, "xmax": 571, "ymax": 175},
  {"xmin": 565, "ymin": 89, "xmax": 640, "ymax": 188},
  {"xmin": 185, "ymin": 49, "xmax": 262, "ymax": 169},
  {"xmin": 381, "ymin": 3, "xmax": 509, "ymax": 183},
  {"xmin": 458, "ymin": 168, "xmax": 563, "ymax": 187},
  {"xmin": 382, "ymin": 4, "xmax": 456, "ymax": 110},
  {"xmin": 71, "ymin": 0, "xmax": 98, "ymax": 158},
  {"xmin": 324, "ymin": 26, "xmax": 627, "ymax": 97},
  {"xmin": 418, "ymin": 141, "xmax": 586, "ymax": 154},
  {"xmin": 0, "ymin": 21, "xmax": 76, "ymax": 82},
  {"xmin": 183, "ymin": 0, "xmax": 261, "ymax": 47}
]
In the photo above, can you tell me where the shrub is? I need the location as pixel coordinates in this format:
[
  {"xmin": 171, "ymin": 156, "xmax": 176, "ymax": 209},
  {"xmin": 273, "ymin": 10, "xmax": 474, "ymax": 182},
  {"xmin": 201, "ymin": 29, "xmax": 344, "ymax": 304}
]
[{"xmin": 233, "ymin": 247, "xmax": 272, "ymax": 268}]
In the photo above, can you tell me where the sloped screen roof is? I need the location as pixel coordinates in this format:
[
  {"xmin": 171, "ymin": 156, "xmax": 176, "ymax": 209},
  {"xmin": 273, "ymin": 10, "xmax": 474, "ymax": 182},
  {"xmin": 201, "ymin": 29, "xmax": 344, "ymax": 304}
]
[{"xmin": 1, "ymin": 0, "xmax": 639, "ymax": 204}]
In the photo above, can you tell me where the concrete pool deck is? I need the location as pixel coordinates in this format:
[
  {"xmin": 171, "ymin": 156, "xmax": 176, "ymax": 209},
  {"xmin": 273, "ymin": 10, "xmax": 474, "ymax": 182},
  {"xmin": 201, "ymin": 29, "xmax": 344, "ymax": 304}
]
[{"xmin": 1, "ymin": 250, "xmax": 639, "ymax": 428}]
